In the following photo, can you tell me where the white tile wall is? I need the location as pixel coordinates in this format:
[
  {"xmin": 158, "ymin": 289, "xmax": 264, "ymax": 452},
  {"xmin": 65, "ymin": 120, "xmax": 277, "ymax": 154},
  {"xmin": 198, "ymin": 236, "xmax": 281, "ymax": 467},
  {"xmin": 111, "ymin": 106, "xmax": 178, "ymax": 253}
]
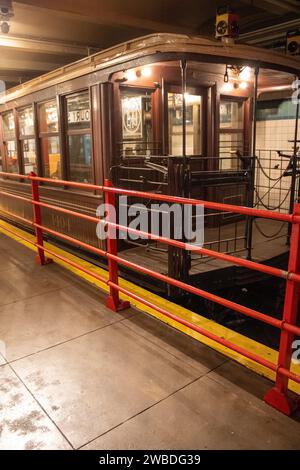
[{"xmin": 255, "ymin": 119, "xmax": 299, "ymax": 213}]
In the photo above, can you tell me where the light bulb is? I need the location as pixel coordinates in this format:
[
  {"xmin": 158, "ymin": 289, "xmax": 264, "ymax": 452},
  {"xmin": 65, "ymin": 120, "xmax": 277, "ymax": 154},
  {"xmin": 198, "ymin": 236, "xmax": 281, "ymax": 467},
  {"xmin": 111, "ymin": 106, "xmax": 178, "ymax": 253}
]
[
  {"xmin": 239, "ymin": 81, "xmax": 248, "ymax": 90},
  {"xmin": 222, "ymin": 82, "xmax": 234, "ymax": 92},
  {"xmin": 141, "ymin": 67, "xmax": 152, "ymax": 78},
  {"xmin": 240, "ymin": 67, "xmax": 251, "ymax": 81},
  {"xmin": 125, "ymin": 70, "xmax": 136, "ymax": 81}
]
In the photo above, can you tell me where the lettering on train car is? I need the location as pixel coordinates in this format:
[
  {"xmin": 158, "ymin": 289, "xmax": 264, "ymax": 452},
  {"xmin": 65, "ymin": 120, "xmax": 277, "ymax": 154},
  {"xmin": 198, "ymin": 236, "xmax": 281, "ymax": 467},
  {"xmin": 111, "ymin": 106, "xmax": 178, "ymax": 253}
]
[{"xmin": 51, "ymin": 214, "xmax": 71, "ymax": 232}]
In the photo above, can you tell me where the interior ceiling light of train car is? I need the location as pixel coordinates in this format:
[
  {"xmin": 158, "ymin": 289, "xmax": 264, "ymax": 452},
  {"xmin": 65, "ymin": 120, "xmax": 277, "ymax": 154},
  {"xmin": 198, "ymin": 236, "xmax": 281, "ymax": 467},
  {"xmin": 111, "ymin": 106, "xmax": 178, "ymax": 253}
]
[
  {"xmin": 124, "ymin": 67, "xmax": 152, "ymax": 82},
  {"xmin": 222, "ymin": 64, "xmax": 252, "ymax": 92}
]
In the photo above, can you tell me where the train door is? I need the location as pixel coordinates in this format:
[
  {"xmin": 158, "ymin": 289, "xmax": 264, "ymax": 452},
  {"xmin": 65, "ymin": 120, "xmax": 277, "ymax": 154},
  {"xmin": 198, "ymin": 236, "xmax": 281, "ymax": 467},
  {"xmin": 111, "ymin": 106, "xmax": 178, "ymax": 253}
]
[
  {"xmin": 166, "ymin": 85, "xmax": 206, "ymax": 157},
  {"xmin": 119, "ymin": 86, "xmax": 157, "ymax": 157}
]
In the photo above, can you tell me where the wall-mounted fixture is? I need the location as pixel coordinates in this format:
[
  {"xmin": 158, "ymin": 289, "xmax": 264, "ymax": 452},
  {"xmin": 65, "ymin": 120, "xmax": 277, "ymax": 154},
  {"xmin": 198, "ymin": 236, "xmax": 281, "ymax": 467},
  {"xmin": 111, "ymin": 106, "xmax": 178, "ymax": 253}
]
[
  {"xmin": 286, "ymin": 29, "xmax": 300, "ymax": 56},
  {"xmin": 0, "ymin": 0, "xmax": 14, "ymax": 34},
  {"xmin": 222, "ymin": 64, "xmax": 251, "ymax": 93},
  {"xmin": 215, "ymin": 5, "xmax": 239, "ymax": 40}
]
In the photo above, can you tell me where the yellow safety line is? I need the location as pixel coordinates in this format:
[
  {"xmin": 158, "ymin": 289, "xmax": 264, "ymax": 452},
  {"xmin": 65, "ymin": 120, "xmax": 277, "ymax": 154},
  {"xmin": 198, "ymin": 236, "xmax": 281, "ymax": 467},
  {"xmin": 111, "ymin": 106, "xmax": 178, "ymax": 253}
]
[{"xmin": 0, "ymin": 218, "xmax": 299, "ymax": 394}]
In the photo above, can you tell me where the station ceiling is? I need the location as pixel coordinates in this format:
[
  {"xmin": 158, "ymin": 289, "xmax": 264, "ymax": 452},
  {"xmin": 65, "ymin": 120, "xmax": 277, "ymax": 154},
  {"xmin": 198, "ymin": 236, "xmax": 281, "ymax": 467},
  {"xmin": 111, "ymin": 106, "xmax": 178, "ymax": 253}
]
[{"xmin": 0, "ymin": 0, "xmax": 299, "ymax": 88}]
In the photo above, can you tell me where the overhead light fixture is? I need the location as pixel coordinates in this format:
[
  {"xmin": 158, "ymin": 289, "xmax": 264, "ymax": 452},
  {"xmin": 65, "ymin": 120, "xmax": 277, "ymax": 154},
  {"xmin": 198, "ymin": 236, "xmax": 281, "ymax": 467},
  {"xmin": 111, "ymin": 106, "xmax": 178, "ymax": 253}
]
[
  {"xmin": 222, "ymin": 82, "xmax": 234, "ymax": 92},
  {"xmin": 240, "ymin": 66, "xmax": 251, "ymax": 81},
  {"xmin": 224, "ymin": 65, "xmax": 229, "ymax": 83},
  {"xmin": 124, "ymin": 69, "xmax": 136, "ymax": 81},
  {"xmin": 239, "ymin": 81, "xmax": 248, "ymax": 90},
  {"xmin": 141, "ymin": 67, "xmax": 152, "ymax": 78}
]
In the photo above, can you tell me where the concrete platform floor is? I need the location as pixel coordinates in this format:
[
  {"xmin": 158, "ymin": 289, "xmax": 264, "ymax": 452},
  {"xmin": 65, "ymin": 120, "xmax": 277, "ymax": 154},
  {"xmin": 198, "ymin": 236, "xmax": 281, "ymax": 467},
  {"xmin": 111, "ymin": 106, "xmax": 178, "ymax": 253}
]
[{"xmin": 0, "ymin": 232, "xmax": 300, "ymax": 450}]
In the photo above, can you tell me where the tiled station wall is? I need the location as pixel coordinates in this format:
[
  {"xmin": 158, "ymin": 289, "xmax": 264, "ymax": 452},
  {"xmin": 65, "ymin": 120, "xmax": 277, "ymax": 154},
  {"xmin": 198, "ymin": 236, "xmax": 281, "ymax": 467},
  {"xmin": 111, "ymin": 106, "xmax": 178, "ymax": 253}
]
[{"xmin": 255, "ymin": 99, "xmax": 300, "ymax": 213}]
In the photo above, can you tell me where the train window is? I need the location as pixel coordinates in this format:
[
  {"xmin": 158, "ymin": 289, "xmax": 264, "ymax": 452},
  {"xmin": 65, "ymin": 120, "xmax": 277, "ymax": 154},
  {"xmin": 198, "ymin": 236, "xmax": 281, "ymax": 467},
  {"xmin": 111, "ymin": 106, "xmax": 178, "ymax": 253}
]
[
  {"xmin": 66, "ymin": 91, "xmax": 93, "ymax": 183},
  {"xmin": 40, "ymin": 136, "xmax": 61, "ymax": 179},
  {"xmin": 18, "ymin": 106, "xmax": 38, "ymax": 175},
  {"xmin": 219, "ymin": 98, "xmax": 245, "ymax": 169},
  {"xmin": 19, "ymin": 106, "xmax": 35, "ymax": 136},
  {"xmin": 38, "ymin": 100, "xmax": 61, "ymax": 179},
  {"xmin": 3, "ymin": 111, "xmax": 16, "ymax": 140},
  {"xmin": 220, "ymin": 99, "xmax": 243, "ymax": 130},
  {"xmin": 39, "ymin": 100, "xmax": 59, "ymax": 133},
  {"xmin": 120, "ymin": 88, "xmax": 153, "ymax": 156},
  {"xmin": 2, "ymin": 111, "xmax": 19, "ymax": 174},
  {"xmin": 67, "ymin": 92, "xmax": 91, "ymax": 130},
  {"xmin": 168, "ymin": 92, "xmax": 202, "ymax": 156}
]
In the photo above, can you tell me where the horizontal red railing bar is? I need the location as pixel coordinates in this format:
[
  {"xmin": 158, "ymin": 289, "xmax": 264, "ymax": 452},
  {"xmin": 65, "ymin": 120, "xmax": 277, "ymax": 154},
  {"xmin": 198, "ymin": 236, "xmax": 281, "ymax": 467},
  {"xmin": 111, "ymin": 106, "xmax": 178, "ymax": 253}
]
[
  {"xmin": 0, "ymin": 224, "xmax": 37, "ymax": 245},
  {"xmin": 104, "ymin": 186, "xmax": 297, "ymax": 223},
  {"xmin": 277, "ymin": 366, "xmax": 300, "ymax": 384},
  {"xmin": 0, "ymin": 172, "xmax": 103, "ymax": 192},
  {"xmin": 0, "ymin": 223, "xmax": 108, "ymax": 285},
  {"xmin": 0, "ymin": 172, "xmax": 27, "ymax": 179},
  {"xmin": 110, "ymin": 220, "xmax": 300, "ymax": 283},
  {"xmin": 109, "ymin": 281, "xmax": 300, "ymax": 385},
  {"xmin": 0, "ymin": 171, "xmax": 297, "ymax": 223},
  {"xmin": 0, "ymin": 190, "xmax": 32, "ymax": 205},
  {"xmin": 1, "ymin": 222, "xmax": 300, "ymax": 386},
  {"xmin": 34, "ymin": 223, "xmax": 107, "ymax": 257},
  {"xmin": 32, "ymin": 200, "xmax": 99, "ymax": 224},
  {"xmin": 33, "ymin": 221, "xmax": 300, "ymax": 337},
  {"xmin": 0, "ymin": 190, "xmax": 100, "ymax": 223},
  {"xmin": 30, "ymin": 176, "xmax": 103, "ymax": 192},
  {"xmin": 0, "ymin": 207, "xmax": 34, "ymax": 226},
  {"xmin": 1, "ymin": 190, "xmax": 299, "ymax": 284}
]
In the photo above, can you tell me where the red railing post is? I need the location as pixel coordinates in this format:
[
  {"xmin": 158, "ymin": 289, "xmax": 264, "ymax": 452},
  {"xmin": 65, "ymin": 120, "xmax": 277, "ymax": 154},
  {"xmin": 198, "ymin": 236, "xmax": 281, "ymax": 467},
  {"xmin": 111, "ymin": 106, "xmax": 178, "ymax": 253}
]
[
  {"xmin": 104, "ymin": 179, "xmax": 130, "ymax": 312},
  {"xmin": 264, "ymin": 203, "xmax": 300, "ymax": 415},
  {"xmin": 30, "ymin": 172, "xmax": 52, "ymax": 266}
]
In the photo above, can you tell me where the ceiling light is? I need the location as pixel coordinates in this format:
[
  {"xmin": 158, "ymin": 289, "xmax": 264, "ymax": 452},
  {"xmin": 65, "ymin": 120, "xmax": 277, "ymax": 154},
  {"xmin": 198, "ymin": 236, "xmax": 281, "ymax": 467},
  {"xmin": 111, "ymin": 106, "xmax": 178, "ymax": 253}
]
[
  {"xmin": 240, "ymin": 67, "xmax": 251, "ymax": 81},
  {"xmin": 141, "ymin": 67, "xmax": 152, "ymax": 78},
  {"xmin": 222, "ymin": 82, "xmax": 234, "ymax": 92},
  {"xmin": 124, "ymin": 70, "xmax": 136, "ymax": 81},
  {"xmin": 239, "ymin": 81, "xmax": 248, "ymax": 90}
]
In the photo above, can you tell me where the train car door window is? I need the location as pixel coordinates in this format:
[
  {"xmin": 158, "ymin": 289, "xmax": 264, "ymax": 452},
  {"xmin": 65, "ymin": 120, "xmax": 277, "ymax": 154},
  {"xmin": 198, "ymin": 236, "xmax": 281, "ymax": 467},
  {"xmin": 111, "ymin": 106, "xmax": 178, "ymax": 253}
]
[
  {"xmin": 38, "ymin": 100, "xmax": 61, "ymax": 179},
  {"xmin": 120, "ymin": 88, "xmax": 153, "ymax": 157},
  {"xmin": 18, "ymin": 106, "xmax": 37, "ymax": 175},
  {"xmin": 65, "ymin": 91, "xmax": 92, "ymax": 183},
  {"xmin": 219, "ymin": 98, "xmax": 245, "ymax": 169},
  {"xmin": 2, "ymin": 111, "xmax": 18, "ymax": 173},
  {"xmin": 168, "ymin": 92, "xmax": 202, "ymax": 156}
]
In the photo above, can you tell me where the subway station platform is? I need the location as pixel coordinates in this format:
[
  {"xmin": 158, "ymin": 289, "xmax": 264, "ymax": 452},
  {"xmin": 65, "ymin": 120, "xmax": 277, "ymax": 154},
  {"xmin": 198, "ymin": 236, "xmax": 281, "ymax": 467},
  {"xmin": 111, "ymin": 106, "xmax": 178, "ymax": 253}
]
[{"xmin": 0, "ymin": 232, "xmax": 300, "ymax": 450}]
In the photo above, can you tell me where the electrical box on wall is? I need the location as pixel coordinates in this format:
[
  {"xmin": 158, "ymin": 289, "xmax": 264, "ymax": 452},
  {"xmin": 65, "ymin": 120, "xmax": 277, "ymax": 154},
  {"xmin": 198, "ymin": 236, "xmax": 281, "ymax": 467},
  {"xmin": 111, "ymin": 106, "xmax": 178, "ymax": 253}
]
[
  {"xmin": 286, "ymin": 29, "xmax": 300, "ymax": 56},
  {"xmin": 215, "ymin": 5, "xmax": 239, "ymax": 39}
]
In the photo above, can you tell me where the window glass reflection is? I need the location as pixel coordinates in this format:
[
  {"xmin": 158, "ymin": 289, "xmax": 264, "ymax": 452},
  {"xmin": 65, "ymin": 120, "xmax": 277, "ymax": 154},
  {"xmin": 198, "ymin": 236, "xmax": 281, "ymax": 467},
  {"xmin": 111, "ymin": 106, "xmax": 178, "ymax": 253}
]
[
  {"xmin": 68, "ymin": 134, "xmax": 92, "ymax": 183},
  {"xmin": 168, "ymin": 92, "xmax": 201, "ymax": 156},
  {"xmin": 23, "ymin": 139, "xmax": 37, "ymax": 174},
  {"xmin": 19, "ymin": 106, "xmax": 34, "ymax": 136},
  {"xmin": 120, "ymin": 89, "xmax": 153, "ymax": 156},
  {"xmin": 3, "ymin": 111, "xmax": 15, "ymax": 140},
  {"xmin": 5, "ymin": 141, "xmax": 19, "ymax": 173},
  {"xmin": 41, "ymin": 136, "xmax": 61, "ymax": 179},
  {"xmin": 67, "ymin": 92, "xmax": 90, "ymax": 130},
  {"xmin": 39, "ymin": 100, "xmax": 59, "ymax": 133},
  {"xmin": 220, "ymin": 100, "xmax": 243, "ymax": 129}
]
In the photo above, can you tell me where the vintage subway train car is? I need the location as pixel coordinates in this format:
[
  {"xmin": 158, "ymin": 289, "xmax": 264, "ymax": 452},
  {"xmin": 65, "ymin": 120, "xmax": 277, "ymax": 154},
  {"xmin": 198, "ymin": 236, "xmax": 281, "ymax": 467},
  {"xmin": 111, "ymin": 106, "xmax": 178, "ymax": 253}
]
[{"xmin": 0, "ymin": 33, "xmax": 299, "ymax": 295}]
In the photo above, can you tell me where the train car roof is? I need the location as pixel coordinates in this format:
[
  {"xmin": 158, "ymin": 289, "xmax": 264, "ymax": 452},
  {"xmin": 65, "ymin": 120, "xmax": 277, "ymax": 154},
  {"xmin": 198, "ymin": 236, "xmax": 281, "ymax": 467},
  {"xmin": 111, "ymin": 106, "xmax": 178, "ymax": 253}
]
[{"xmin": 1, "ymin": 33, "xmax": 300, "ymax": 105}]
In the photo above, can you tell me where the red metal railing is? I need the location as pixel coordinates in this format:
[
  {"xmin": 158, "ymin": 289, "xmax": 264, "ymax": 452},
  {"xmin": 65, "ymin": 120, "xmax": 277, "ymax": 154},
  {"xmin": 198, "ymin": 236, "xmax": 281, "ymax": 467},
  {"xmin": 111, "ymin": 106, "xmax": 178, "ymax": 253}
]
[{"xmin": 0, "ymin": 170, "xmax": 300, "ymax": 415}]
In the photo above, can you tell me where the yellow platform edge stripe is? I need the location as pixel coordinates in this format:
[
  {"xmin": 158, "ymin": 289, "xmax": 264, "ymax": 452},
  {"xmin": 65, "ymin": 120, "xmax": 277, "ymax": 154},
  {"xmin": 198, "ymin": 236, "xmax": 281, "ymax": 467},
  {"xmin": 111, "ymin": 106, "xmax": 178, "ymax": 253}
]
[{"xmin": 1, "ymin": 218, "xmax": 299, "ymax": 394}]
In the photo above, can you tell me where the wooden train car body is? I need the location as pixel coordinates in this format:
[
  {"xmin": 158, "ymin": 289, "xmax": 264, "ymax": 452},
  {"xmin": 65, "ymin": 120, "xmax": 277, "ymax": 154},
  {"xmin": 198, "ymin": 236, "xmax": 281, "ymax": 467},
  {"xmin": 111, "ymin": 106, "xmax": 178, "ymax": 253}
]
[{"xmin": 0, "ymin": 34, "xmax": 299, "ymax": 294}]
